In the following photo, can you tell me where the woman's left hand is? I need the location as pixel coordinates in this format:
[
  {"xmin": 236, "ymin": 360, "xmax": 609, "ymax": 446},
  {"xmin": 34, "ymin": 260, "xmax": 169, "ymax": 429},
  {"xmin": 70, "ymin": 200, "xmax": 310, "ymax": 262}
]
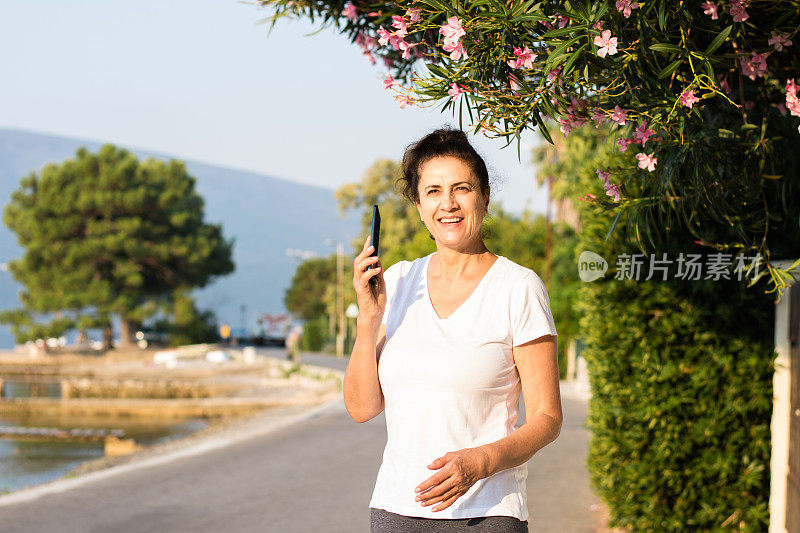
[{"xmin": 414, "ymin": 447, "xmax": 491, "ymax": 512}]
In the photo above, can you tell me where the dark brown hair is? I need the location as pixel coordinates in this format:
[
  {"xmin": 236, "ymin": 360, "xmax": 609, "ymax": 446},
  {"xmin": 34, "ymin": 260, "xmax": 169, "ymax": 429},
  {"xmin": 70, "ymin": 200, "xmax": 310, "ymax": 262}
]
[{"xmin": 398, "ymin": 126, "xmax": 491, "ymax": 205}]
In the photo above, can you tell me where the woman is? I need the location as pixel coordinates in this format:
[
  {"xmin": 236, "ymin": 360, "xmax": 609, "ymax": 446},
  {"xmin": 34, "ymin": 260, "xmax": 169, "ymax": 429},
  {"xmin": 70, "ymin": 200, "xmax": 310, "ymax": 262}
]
[{"xmin": 344, "ymin": 127, "xmax": 562, "ymax": 533}]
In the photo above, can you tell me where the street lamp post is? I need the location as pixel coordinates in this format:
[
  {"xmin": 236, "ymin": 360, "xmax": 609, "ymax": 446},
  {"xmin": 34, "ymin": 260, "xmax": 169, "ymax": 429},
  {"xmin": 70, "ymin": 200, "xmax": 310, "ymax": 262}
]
[
  {"xmin": 345, "ymin": 303, "xmax": 359, "ymax": 355},
  {"xmin": 336, "ymin": 241, "xmax": 345, "ymax": 359},
  {"xmin": 325, "ymin": 239, "xmax": 346, "ymax": 359}
]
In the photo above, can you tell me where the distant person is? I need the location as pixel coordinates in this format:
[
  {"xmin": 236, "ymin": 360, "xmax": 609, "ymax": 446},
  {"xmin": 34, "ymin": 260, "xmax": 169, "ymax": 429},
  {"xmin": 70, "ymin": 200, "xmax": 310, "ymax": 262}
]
[
  {"xmin": 286, "ymin": 326, "xmax": 302, "ymax": 363},
  {"xmin": 344, "ymin": 127, "xmax": 561, "ymax": 532}
]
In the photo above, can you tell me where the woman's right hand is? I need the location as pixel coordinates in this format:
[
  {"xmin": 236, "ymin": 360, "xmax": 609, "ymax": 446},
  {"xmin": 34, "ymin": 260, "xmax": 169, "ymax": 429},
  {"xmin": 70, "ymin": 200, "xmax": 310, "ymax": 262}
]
[{"xmin": 353, "ymin": 235, "xmax": 386, "ymax": 321}]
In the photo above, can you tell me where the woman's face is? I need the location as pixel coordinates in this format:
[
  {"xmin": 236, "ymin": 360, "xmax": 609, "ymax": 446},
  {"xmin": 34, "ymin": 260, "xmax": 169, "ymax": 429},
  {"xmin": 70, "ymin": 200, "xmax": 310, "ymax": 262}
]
[{"xmin": 415, "ymin": 156, "xmax": 489, "ymax": 251}]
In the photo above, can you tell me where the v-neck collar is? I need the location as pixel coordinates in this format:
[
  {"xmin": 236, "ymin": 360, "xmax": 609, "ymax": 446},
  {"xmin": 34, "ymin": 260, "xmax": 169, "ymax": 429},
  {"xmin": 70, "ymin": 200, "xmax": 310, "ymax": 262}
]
[{"xmin": 423, "ymin": 252, "xmax": 503, "ymax": 321}]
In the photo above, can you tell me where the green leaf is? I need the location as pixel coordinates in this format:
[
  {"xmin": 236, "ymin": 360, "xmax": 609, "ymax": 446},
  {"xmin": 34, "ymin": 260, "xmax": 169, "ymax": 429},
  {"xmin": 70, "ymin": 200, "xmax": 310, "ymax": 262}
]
[
  {"xmin": 605, "ymin": 208, "xmax": 623, "ymax": 242},
  {"xmin": 417, "ymin": 0, "xmax": 450, "ymax": 12},
  {"xmin": 511, "ymin": 13, "xmax": 547, "ymax": 22},
  {"xmin": 649, "ymin": 43, "xmax": 682, "ymax": 54},
  {"xmin": 562, "ymin": 43, "xmax": 587, "ymax": 74},
  {"xmin": 534, "ymin": 110, "xmax": 553, "ymax": 144},
  {"xmin": 704, "ymin": 25, "xmax": 732, "ymax": 55},
  {"xmin": 541, "ymin": 26, "xmax": 579, "ymax": 39},
  {"xmin": 658, "ymin": 59, "xmax": 683, "ymax": 79},
  {"xmin": 427, "ymin": 63, "xmax": 447, "ymax": 78},
  {"xmin": 593, "ymin": 2, "xmax": 608, "ymax": 22},
  {"xmin": 703, "ymin": 59, "xmax": 715, "ymax": 80},
  {"xmin": 546, "ymin": 35, "xmax": 583, "ymax": 67},
  {"xmin": 657, "ymin": 0, "xmax": 667, "ymax": 31}
]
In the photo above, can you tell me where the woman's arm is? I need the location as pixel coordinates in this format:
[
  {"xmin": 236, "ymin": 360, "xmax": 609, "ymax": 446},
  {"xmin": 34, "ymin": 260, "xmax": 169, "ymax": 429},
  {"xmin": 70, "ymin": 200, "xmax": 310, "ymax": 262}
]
[
  {"xmin": 343, "ymin": 319, "xmax": 387, "ymax": 423},
  {"xmin": 480, "ymin": 334, "xmax": 562, "ymax": 476},
  {"xmin": 343, "ymin": 236, "xmax": 388, "ymax": 424}
]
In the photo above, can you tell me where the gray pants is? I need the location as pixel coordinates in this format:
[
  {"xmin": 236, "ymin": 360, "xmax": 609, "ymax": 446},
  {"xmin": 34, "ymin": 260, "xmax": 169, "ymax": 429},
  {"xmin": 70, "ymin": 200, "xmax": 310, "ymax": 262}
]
[{"xmin": 370, "ymin": 507, "xmax": 529, "ymax": 532}]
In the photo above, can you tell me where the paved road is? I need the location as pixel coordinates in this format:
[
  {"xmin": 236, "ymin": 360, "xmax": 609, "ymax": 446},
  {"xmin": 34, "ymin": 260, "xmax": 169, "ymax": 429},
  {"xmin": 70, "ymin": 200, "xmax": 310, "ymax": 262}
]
[{"xmin": 0, "ymin": 351, "xmax": 599, "ymax": 532}]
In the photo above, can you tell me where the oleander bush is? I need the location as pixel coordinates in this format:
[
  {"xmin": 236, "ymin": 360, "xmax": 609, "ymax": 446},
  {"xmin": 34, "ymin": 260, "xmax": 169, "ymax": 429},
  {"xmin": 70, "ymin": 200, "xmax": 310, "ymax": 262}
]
[
  {"xmin": 577, "ymin": 239, "xmax": 775, "ymax": 531},
  {"xmin": 550, "ymin": 126, "xmax": 777, "ymax": 531}
]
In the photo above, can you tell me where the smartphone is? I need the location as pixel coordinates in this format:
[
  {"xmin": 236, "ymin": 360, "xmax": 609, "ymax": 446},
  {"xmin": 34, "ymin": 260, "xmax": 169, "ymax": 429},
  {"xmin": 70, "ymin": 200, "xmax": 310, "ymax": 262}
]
[{"xmin": 368, "ymin": 204, "xmax": 381, "ymax": 286}]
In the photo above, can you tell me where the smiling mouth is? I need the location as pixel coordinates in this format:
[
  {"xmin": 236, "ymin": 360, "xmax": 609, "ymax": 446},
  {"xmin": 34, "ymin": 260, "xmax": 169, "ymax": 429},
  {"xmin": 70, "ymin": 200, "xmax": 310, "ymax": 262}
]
[{"xmin": 438, "ymin": 217, "xmax": 464, "ymax": 225}]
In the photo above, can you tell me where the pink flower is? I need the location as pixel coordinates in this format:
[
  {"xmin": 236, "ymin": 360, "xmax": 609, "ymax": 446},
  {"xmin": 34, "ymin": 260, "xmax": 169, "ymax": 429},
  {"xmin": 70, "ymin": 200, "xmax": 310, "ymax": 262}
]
[
  {"xmin": 378, "ymin": 26, "xmax": 406, "ymax": 50},
  {"xmin": 701, "ymin": 2, "xmax": 718, "ymax": 19},
  {"xmin": 406, "ymin": 7, "xmax": 422, "ymax": 23},
  {"xmin": 594, "ymin": 30, "xmax": 619, "ymax": 58},
  {"xmin": 439, "ymin": 16, "xmax": 465, "ymax": 45},
  {"xmin": 377, "ymin": 26, "xmax": 392, "ymax": 47},
  {"xmin": 611, "ymin": 105, "xmax": 628, "ymax": 125},
  {"xmin": 555, "ymin": 13, "xmax": 569, "ymax": 28},
  {"xmin": 593, "ymin": 20, "xmax": 605, "ymax": 30},
  {"xmin": 547, "ymin": 67, "xmax": 563, "ymax": 86},
  {"xmin": 509, "ymin": 74, "xmax": 521, "ymax": 94},
  {"xmin": 730, "ymin": 0, "xmax": 749, "ymax": 22},
  {"xmin": 383, "ymin": 74, "xmax": 396, "ymax": 90},
  {"xmin": 616, "ymin": 138, "xmax": 635, "ymax": 152},
  {"xmin": 447, "ymin": 83, "xmax": 467, "ymax": 101},
  {"xmin": 616, "ymin": 0, "xmax": 639, "ymax": 18},
  {"xmin": 596, "ymin": 169, "xmax": 610, "ymax": 185},
  {"xmin": 343, "ymin": 3, "xmax": 358, "ymax": 21},
  {"xmin": 680, "ymin": 90, "xmax": 700, "ymax": 108},
  {"xmin": 558, "ymin": 114, "xmax": 587, "ymax": 137},
  {"xmin": 355, "ymin": 32, "xmax": 377, "ymax": 50},
  {"xmin": 391, "ymin": 16, "xmax": 409, "ymax": 37},
  {"xmin": 768, "ymin": 32, "xmax": 792, "ymax": 52},
  {"xmin": 605, "ymin": 183, "xmax": 621, "ymax": 201},
  {"xmin": 786, "ymin": 79, "xmax": 800, "ymax": 117},
  {"xmin": 636, "ymin": 152, "xmax": 657, "ymax": 172},
  {"xmin": 394, "ymin": 94, "xmax": 415, "ymax": 109},
  {"xmin": 632, "ymin": 121, "xmax": 656, "ymax": 146},
  {"xmin": 717, "ymin": 74, "xmax": 731, "ymax": 94},
  {"xmin": 399, "ymin": 40, "xmax": 420, "ymax": 59},
  {"xmin": 507, "ymin": 46, "xmax": 537, "ymax": 69},
  {"xmin": 558, "ymin": 117, "xmax": 575, "ymax": 136},
  {"xmin": 443, "ymin": 39, "xmax": 468, "ymax": 60},
  {"xmin": 388, "ymin": 33, "xmax": 405, "ymax": 50},
  {"xmin": 592, "ymin": 109, "xmax": 605, "ymax": 127},
  {"xmin": 740, "ymin": 52, "xmax": 769, "ymax": 80},
  {"xmin": 440, "ymin": 16, "xmax": 467, "ymax": 60}
]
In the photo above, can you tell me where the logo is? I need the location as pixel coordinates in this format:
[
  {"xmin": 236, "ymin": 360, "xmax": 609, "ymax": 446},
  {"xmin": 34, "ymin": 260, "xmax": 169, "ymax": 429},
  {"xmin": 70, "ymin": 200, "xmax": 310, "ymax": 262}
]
[{"xmin": 578, "ymin": 251, "xmax": 608, "ymax": 282}]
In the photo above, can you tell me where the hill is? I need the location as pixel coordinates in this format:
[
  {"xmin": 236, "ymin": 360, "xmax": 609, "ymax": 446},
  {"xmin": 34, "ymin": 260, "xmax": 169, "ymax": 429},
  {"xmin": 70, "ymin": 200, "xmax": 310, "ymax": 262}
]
[{"xmin": 0, "ymin": 128, "xmax": 359, "ymax": 350}]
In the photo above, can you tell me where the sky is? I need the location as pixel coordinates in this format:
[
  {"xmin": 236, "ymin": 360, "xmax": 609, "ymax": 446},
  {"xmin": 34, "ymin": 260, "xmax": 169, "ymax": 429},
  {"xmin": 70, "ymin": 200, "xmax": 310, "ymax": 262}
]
[{"xmin": 0, "ymin": 0, "xmax": 549, "ymax": 215}]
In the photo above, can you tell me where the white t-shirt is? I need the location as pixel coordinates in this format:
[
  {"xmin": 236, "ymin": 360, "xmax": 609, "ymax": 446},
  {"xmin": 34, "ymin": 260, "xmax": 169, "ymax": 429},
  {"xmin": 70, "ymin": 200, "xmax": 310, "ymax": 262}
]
[{"xmin": 368, "ymin": 251, "xmax": 558, "ymax": 521}]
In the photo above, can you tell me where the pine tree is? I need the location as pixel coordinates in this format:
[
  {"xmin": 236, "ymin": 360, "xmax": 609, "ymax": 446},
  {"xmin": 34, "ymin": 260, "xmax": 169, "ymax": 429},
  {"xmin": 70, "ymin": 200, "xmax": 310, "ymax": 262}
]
[{"xmin": 0, "ymin": 145, "xmax": 235, "ymax": 350}]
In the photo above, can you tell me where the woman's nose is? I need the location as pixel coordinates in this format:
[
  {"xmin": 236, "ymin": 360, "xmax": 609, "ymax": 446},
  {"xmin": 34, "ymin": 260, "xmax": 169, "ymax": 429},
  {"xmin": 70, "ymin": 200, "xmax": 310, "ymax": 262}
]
[{"xmin": 440, "ymin": 191, "xmax": 458, "ymax": 209}]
